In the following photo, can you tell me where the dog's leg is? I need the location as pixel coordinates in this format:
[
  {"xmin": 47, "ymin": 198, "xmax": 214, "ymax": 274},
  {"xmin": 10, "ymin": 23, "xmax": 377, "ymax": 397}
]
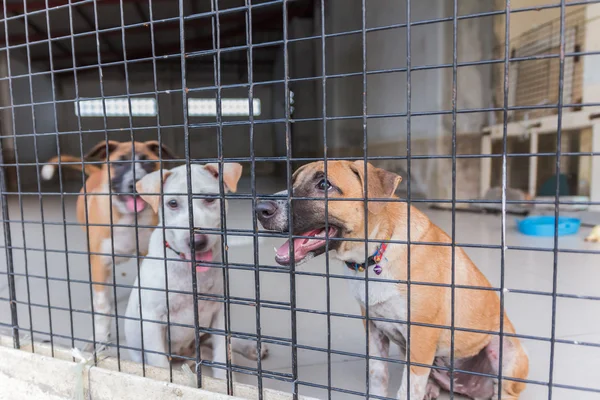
[
  {"xmin": 231, "ymin": 337, "xmax": 269, "ymax": 361},
  {"xmin": 396, "ymin": 326, "xmax": 441, "ymax": 400},
  {"xmin": 424, "ymin": 377, "xmax": 441, "ymax": 400},
  {"xmin": 398, "ymin": 363, "xmax": 430, "ymax": 400},
  {"xmin": 141, "ymin": 317, "xmax": 170, "ymax": 368},
  {"xmin": 124, "ymin": 280, "xmax": 143, "ymax": 363},
  {"xmin": 487, "ymin": 336, "xmax": 529, "ymax": 400},
  {"xmin": 211, "ymin": 308, "xmax": 228, "ymax": 381},
  {"xmin": 90, "ymin": 253, "xmax": 113, "ymax": 346},
  {"xmin": 360, "ymin": 306, "xmax": 390, "ymax": 398},
  {"xmin": 366, "ymin": 320, "xmax": 390, "ymax": 398}
]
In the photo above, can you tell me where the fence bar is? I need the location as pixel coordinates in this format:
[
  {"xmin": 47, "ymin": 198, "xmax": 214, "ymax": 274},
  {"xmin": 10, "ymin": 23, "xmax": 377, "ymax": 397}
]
[
  {"xmin": 450, "ymin": 0, "xmax": 458, "ymax": 397},
  {"xmin": 498, "ymin": 0, "xmax": 512, "ymax": 397},
  {"xmin": 281, "ymin": 0, "xmax": 299, "ymax": 397},
  {"xmin": 405, "ymin": 0, "xmax": 413, "ymax": 397},
  {"xmin": 319, "ymin": 0, "xmax": 332, "ymax": 399},
  {"xmin": 548, "ymin": 1, "xmax": 567, "ymax": 399},
  {"xmin": 147, "ymin": 0, "xmax": 175, "ymax": 382},
  {"xmin": 44, "ymin": 0, "xmax": 76, "ymax": 352},
  {"xmin": 0, "ymin": 133, "xmax": 18, "ymax": 349},
  {"xmin": 211, "ymin": 0, "xmax": 235, "ymax": 393},
  {"xmin": 178, "ymin": 0, "xmax": 204, "ymax": 389},
  {"xmin": 2, "ymin": 0, "xmax": 36, "ymax": 351},
  {"xmin": 245, "ymin": 0, "xmax": 265, "ymax": 396}
]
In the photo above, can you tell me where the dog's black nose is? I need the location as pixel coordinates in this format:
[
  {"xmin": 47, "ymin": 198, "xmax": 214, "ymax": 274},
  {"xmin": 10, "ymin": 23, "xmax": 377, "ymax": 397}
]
[
  {"xmin": 128, "ymin": 182, "xmax": 135, "ymax": 194},
  {"xmin": 190, "ymin": 233, "xmax": 208, "ymax": 251},
  {"xmin": 256, "ymin": 200, "xmax": 278, "ymax": 219}
]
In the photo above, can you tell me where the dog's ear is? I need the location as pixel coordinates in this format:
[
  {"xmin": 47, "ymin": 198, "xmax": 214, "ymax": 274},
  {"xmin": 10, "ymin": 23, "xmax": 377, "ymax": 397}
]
[
  {"xmin": 136, "ymin": 170, "xmax": 172, "ymax": 213},
  {"xmin": 204, "ymin": 163, "xmax": 243, "ymax": 193},
  {"xmin": 292, "ymin": 163, "xmax": 310, "ymax": 181},
  {"xmin": 349, "ymin": 161, "xmax": 401, "ymax": 214},
  {"xmin": 144, "ymin": 140, "xmax": 178, "ymax": 160},
  {"xmin": 84, "ymin": 140, "xmax": 120, "ymax": 161}
]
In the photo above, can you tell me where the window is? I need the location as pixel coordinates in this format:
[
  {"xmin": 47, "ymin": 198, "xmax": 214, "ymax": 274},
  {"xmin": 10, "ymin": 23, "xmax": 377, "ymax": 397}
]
[
  {"xmin": 74, "ymin": 98, "xmax": 157, "ymax": 117},
  {"xmin": 188, "ymin": 98, "xmax": 261, "ymax": 117}
]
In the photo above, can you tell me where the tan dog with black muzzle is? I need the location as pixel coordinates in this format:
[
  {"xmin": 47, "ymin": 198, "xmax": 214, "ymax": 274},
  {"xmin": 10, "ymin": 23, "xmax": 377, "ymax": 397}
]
[
  {"xmin": 256, "ymin": 161, "xmax": 529, "ymax": 400},
  {"xmin": 42, "ymin": 140, "xmax": 177, "ymax": 345}
]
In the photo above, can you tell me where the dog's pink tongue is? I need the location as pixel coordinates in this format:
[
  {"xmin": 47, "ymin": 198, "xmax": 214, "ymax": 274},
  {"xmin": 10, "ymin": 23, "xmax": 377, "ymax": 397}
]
[
  {"xmin": 125, "ymin": 196, "xmax": 146, "ymax": 213},
  {"xmin": 275, "ymin": 229, "xmax": 323, "ymax": 265},
  {"xmin": 195, "ymin": 250, "xmax": 213, "ymax": 272}
]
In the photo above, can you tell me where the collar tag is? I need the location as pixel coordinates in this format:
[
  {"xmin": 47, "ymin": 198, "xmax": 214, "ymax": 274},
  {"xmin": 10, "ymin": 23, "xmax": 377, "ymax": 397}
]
[{"xmin": 345, "ymin": 239, "xmax": 390, "ymax": 275}]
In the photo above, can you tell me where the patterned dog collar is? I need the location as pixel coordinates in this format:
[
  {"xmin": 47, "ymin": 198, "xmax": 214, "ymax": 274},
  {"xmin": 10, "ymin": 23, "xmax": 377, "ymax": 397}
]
[
  {"xmin": 344, "ymin": 239, "xmax": 389, "ymax": 275},
  {"xmin": 165, "ymin": 241, "xmax": 185, "ymax": 260}
]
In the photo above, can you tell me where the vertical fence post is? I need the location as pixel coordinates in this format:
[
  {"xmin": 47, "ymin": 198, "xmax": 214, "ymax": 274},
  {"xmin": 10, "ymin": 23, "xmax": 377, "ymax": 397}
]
[{"xmin": 0, "ymin": 139, "xmax": 19, "ymax": 349}]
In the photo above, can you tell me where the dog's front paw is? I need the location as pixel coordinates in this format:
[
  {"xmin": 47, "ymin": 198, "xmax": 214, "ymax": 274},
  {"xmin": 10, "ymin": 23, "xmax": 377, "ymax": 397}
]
[
  {"xmin": 200, "ymin": 343, "xmax": 214, "ymax": 361},
  {"xmin": 242, "ymin": 342, "xmax": 269, "ymax": 361},
  {"xmin": 82, "ymin": 333, "xmax": 111, "ymax": 354},
  {"xmin": 397, "ymin": 373, "xmax": 429, "ymax": 400},
  {"xmin": 424, "ymin": 379, "xmax": 440, "ymax": 400},
  {"xmin": 231, "ymin": 338, "xmax": 269, "ymax": 361}
]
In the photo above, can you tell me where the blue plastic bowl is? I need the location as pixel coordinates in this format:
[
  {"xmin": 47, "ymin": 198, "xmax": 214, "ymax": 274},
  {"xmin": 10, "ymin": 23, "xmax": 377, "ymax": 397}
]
[{"xmin": 516, "ymin": 216, "xmax": 580, "ymax": 237}]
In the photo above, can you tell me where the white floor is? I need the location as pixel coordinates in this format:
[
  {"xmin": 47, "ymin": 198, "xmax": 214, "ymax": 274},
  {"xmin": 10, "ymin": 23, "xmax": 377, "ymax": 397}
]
[{"xmin": 1, "ymin": 181, "xmax": 600, "ymax": 400}]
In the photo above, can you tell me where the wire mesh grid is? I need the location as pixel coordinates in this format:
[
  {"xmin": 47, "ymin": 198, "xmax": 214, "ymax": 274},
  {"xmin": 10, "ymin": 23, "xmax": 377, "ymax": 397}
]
[
  {"xmin": 493, "ymin": 6, "xmax": 585, "ymax": 122},
  {"xmin": 0, "ymin": 1, "xmax": 600, "ymax": 400}
]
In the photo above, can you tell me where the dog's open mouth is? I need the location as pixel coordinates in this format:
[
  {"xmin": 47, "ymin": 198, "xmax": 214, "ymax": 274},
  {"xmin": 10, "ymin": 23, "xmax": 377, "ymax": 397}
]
[
  {"xmin": 123, "ymin": 195, "xmax": 146, "ymax": 213},
  {"xmin": 275, "ymin": 226, "xmax": 339, "ymax": 266},
  {"xmin": 192, "ymin": 250, "xmax": 213, "ymax": 272},
  {"xmin": 182, "ymin": 250, "xmax": 213, "ymax": 272}
]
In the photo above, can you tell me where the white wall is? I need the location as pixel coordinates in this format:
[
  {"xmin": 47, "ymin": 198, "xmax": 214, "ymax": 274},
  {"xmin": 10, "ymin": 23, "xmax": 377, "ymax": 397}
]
[
  {"xmin": 324, "ymin": 0, "xmax": 494, "ymax": 147},
  {"xmin": 367, "ymin": 0, "xmax": 447, "ymax": 143},
  {"xmin": 289, "ymin": 17, "xmax": 319, "ymax": 158},
  {"xmin": 323, "ymin": 0, "xmax": 448, "ymax": 150},
  {"xmin": 325, "ymin": 1, "xmax": 363, "ymax": 150},
  {"xmin": 443, "ymin": 0, "xmax": 495, "ymax": 134},
  {"xmin": 267, "ymin": 16, "xmax": 320, "ymax": 179},
  {"xmin": 322, "ymin": 0, "xmax": 495, "ymax": 198},
  {"xmin": 584, "ymin": 4, "xmax": 600, "ymax": 107}
]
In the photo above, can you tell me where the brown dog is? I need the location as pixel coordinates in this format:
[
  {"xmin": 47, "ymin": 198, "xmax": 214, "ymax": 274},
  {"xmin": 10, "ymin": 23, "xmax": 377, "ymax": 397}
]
[
  {"xmin": 256, "ymin": 161, "xmax": 529, "ymax": 400},
  {"xmin": 42, "ymin": 140, "xmax": 176, "ymax": 345}
]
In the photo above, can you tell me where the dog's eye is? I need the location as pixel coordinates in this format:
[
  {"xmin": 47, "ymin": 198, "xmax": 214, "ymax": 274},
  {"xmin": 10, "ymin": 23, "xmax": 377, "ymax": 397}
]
[
  {"xmin": 204, "ymin": 198, "xmax": 216, "ymax": 204},
  {"xmin": 317, "ymin": 179, "xmax": 332, "ymax": 191},
  {"xmin": 167, "ymin": 199, "xmax": 178, "ymax": 209}
]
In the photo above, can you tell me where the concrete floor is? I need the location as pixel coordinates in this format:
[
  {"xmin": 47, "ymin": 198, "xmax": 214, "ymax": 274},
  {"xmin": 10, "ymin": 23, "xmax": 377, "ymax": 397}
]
[{"xmin": 1, "ymin": 179, "xmax": 600, "ymax": 399}]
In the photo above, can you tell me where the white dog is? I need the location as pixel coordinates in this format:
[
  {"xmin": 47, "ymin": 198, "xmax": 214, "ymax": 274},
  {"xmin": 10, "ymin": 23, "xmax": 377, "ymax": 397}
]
[{"xmin": 124, "ymin": 163, "xmax": 267, "ymax": 378}]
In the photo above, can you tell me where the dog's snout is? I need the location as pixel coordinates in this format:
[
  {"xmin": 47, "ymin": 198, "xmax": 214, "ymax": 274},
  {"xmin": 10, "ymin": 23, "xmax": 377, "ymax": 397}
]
[
  {"xmin": 256, "ymin": 198, "xmax": 288, "ymax": 232},
  {"xmin": 190, "ymin": 233, "xmax": 208, "ymax": 251},
  {"xmin": 256, "ymin": 200, "xmax": 278, "ymax": 219}
]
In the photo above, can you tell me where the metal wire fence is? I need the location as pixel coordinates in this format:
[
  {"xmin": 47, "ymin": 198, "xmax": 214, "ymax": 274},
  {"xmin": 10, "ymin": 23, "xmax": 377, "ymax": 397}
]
[{"xmin": 1, "ymin": 1, "xmax": 600, "ymax": 399}]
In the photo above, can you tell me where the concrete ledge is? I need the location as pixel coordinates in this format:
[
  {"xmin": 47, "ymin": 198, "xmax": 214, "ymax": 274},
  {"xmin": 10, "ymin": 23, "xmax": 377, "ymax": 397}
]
[
  {"xmin": 0, "ymin": 344, "xmax": 82, "ymax": 400},
  {"xmin": 0, "ymin": 335, "xmax": 317, "ymax": 400}
]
